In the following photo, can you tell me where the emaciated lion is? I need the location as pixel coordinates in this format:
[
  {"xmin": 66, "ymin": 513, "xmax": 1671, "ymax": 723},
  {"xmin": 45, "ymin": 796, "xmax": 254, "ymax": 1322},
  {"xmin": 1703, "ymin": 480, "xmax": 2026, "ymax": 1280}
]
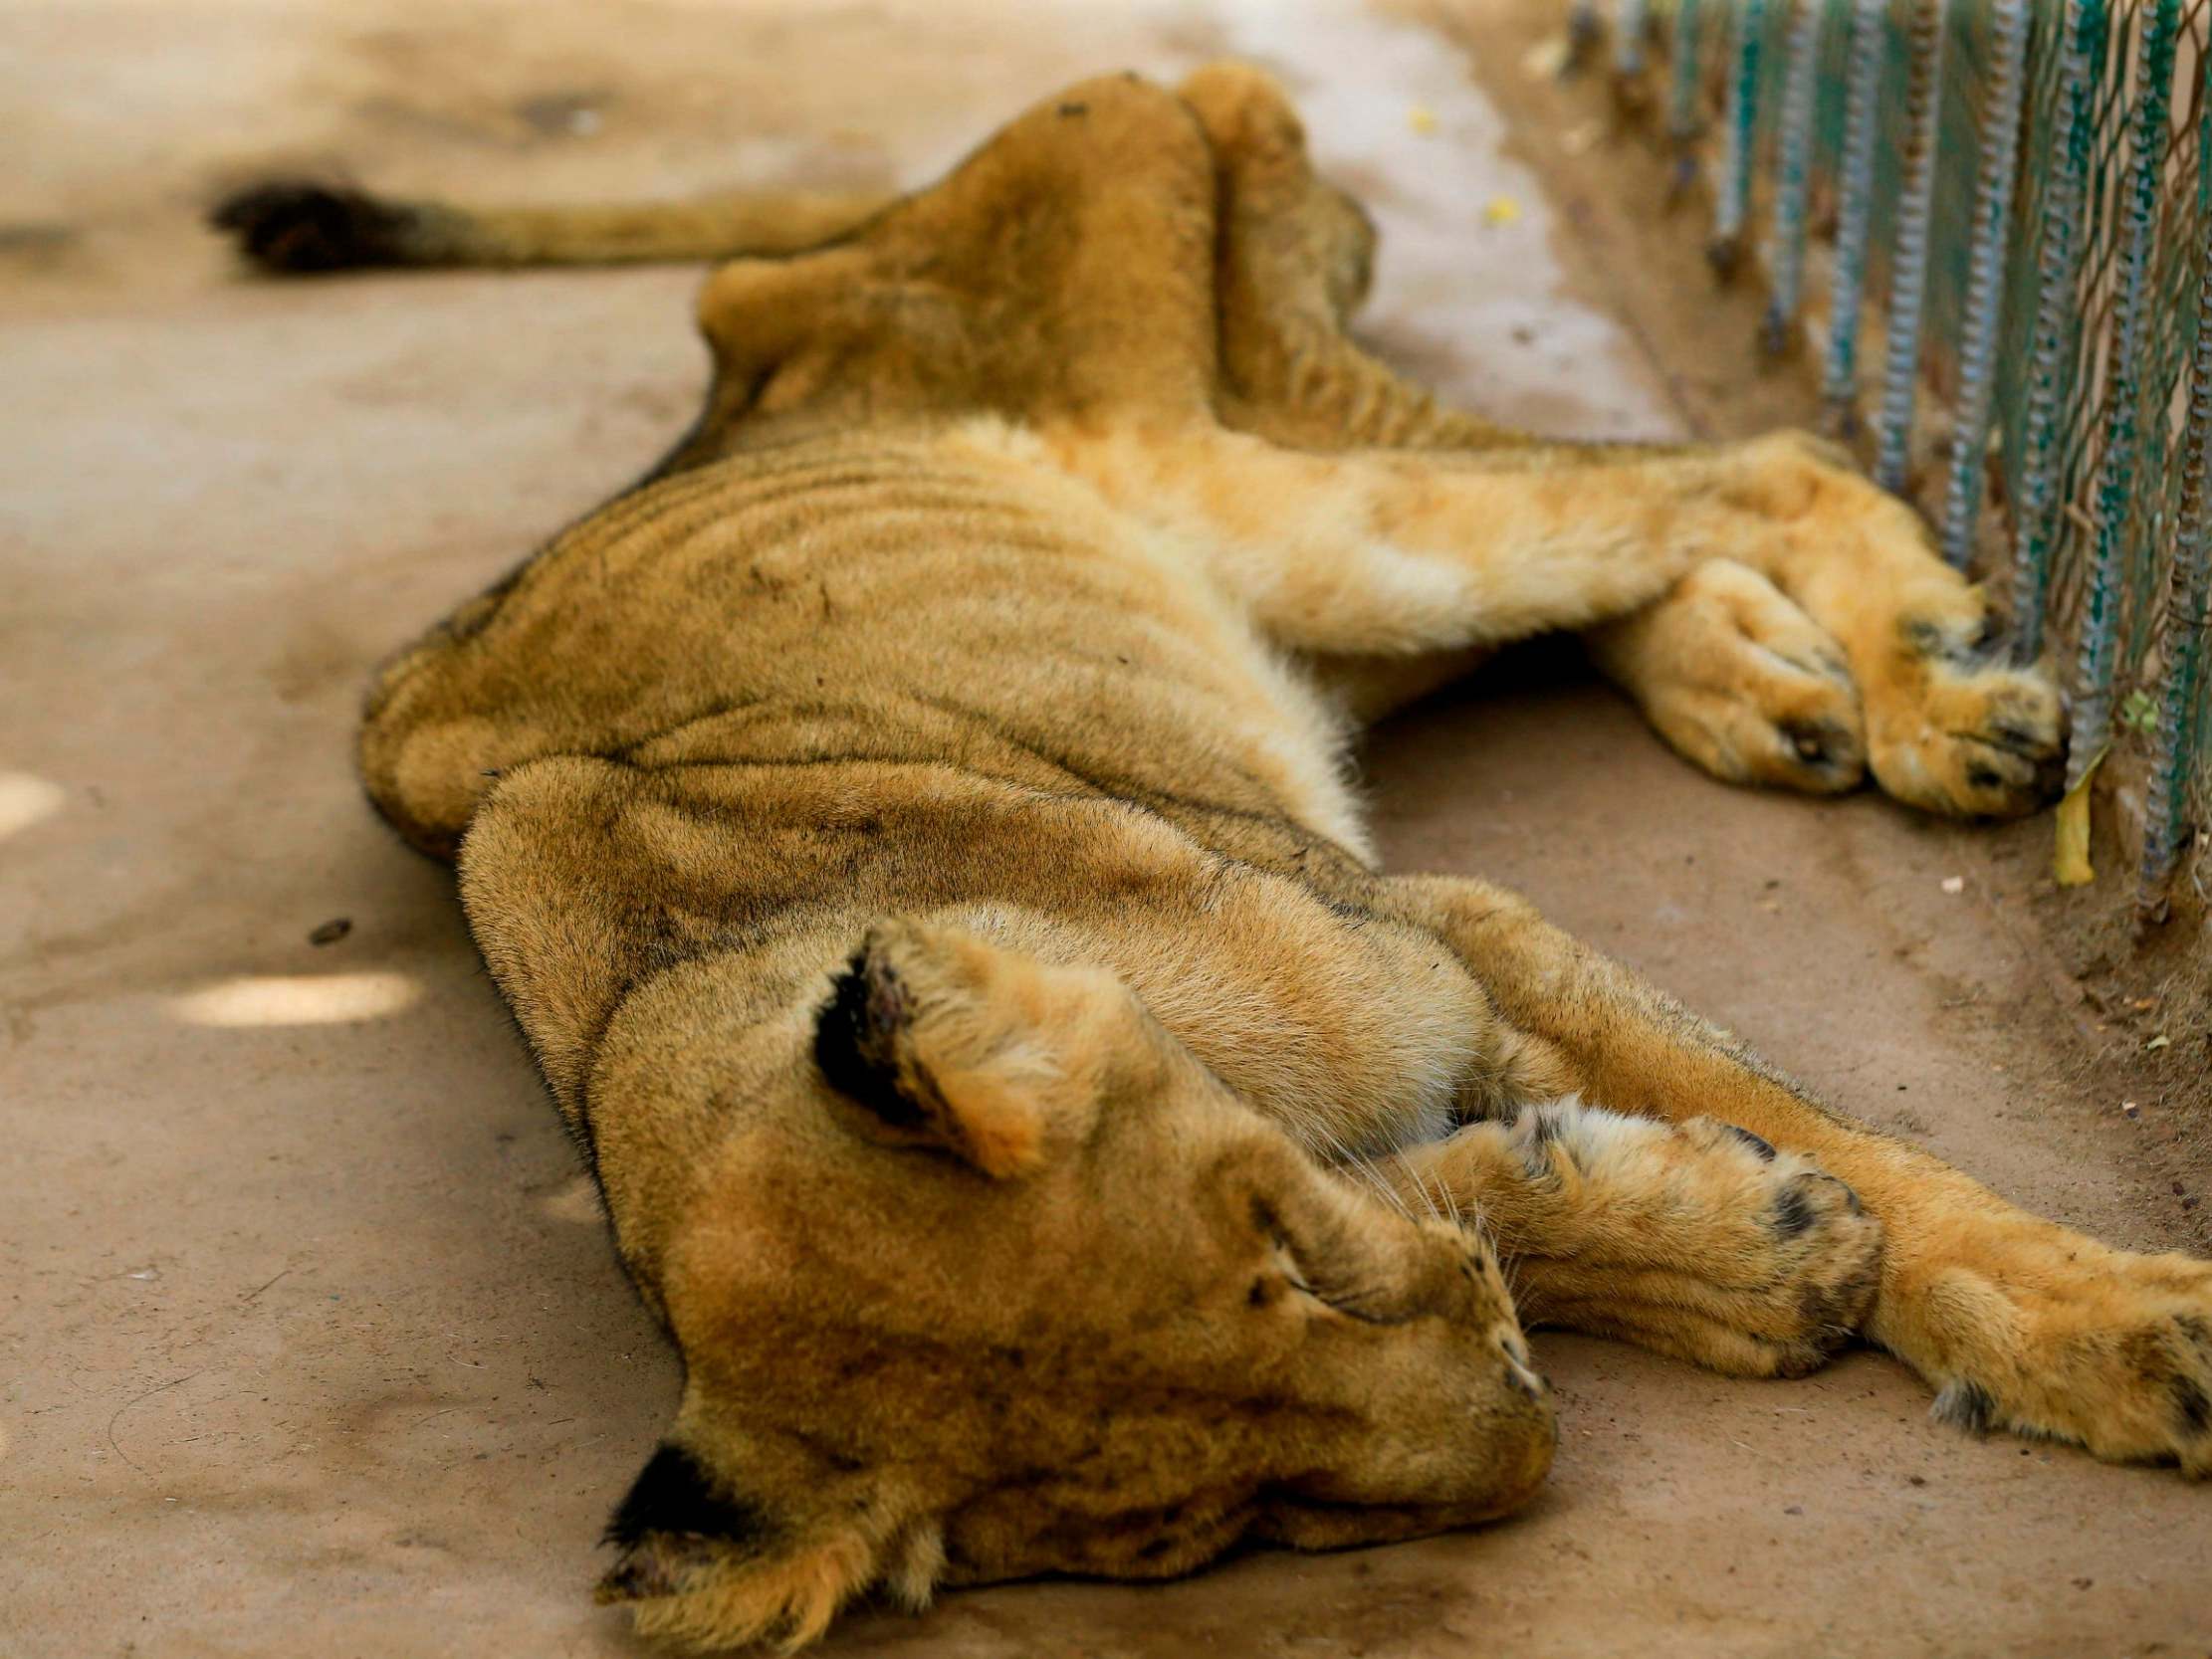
[{"xmin": 214, "ymin": 64, "xmax": 2212, "ymax": 1653}]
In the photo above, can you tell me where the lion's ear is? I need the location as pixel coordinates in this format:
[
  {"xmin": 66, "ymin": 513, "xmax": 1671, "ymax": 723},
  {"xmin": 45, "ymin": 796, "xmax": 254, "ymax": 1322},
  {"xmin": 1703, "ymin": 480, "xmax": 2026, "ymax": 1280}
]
[
  {"xmin": 812, "ymin": 920, "xmax": 1127, "ymax": 1178},
  {"xmin": 596, "ymin": 1441, "xmax": 876, "ymax": 1650}
]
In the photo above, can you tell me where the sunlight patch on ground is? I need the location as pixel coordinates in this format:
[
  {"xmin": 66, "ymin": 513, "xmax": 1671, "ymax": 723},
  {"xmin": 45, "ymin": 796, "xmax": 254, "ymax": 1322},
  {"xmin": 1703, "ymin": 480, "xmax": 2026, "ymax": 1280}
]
[
  {"xmin": 533, "ymin": 1171, "xmax": 605, "ymax": 1226},
  {"xmin": 0, "ymin": 771, "xmax": 69, "ymax": 841},
  {"xmin": 168, "ymin": 970, "xmax": 423, "ymax": 1026}
]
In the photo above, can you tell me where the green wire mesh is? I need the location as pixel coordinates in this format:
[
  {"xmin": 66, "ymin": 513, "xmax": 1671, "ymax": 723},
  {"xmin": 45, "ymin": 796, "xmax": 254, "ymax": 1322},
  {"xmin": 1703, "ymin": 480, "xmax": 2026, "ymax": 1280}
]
[{"xmin": 1608, "ymin": 0, "xmax": 2212, "ymax": 910}]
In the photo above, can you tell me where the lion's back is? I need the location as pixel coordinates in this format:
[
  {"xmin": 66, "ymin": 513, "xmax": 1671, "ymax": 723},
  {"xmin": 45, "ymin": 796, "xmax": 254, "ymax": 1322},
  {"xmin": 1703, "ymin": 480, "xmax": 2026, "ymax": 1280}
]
[{"xmin": 358, "ymin": 424, "xmax": 1360, "ymax": 864}]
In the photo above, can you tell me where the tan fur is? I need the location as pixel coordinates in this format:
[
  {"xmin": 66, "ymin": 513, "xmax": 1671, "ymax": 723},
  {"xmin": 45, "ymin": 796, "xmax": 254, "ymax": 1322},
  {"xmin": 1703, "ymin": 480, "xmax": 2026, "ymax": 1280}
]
[{"xmin": 230, "ymin": 64, "xmax": 2209, "ymax": 1652}]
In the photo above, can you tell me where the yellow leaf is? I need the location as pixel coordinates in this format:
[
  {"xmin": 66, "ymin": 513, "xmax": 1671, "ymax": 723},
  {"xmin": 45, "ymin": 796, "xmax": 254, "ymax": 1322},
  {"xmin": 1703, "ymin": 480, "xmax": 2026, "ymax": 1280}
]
[{"xmin": 2053, "ymin": 763, "xmax": 2097, "ymax": 887}]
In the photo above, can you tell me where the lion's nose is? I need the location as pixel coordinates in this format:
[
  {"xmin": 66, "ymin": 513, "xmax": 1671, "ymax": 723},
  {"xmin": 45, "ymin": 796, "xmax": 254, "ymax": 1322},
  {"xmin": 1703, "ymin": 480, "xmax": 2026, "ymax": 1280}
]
[{"xmin": 1495, "ymin": 1329, "xmax": 1546, "ymax": 1398}]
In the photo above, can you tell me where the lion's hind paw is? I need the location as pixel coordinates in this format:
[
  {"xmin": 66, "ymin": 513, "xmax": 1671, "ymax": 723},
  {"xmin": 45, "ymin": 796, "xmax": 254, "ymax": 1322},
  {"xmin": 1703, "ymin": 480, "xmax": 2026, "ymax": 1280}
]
[{"xmin": 1913, "ymin": 1251, "xmax": 2212, "ymax": 1477}]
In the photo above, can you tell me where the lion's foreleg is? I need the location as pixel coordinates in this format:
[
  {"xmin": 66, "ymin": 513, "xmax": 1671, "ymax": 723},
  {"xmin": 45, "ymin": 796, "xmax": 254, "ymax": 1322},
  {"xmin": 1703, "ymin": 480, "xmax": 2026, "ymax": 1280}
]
[
  {"xmin": 1074, "ymin": 424, "xmax": 2064, "ymax": 818},
  {"xmin": 1059, "ymin": 426, "xmax": 1735, "ymax": 661}
]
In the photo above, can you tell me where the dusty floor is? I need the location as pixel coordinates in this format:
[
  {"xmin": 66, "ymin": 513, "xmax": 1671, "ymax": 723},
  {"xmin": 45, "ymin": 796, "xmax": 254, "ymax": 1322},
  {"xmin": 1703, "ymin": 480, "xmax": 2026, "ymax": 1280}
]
[{"xmin": 5, "ymin": 3, "xmax": 2209, "ymax": 1656}]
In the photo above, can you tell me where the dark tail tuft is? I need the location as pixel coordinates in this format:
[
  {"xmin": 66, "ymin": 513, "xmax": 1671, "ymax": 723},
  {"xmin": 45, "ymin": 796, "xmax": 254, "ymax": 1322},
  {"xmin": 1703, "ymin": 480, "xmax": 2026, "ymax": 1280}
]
[{"xmin": 209, "ymin": 181, "xmax": 415, "ymax": 273}]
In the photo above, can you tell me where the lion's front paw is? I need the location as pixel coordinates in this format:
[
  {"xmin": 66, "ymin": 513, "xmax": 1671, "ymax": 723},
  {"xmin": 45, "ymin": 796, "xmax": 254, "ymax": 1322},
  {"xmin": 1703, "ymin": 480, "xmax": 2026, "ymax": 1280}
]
[
  {"xmin": 1590, "ymin": 557, "xmax": 1868, "ymax": 797},
  {"xmin": 1863, "ymin": 614, "xmax": 2066, "ymax": 818},
  {"xmin": 1896, "ymin": 1231, "xmax": 2212, "ymax": 1475},
  {"xmin": 1662, "ymin": 1117, "xmax": 1886, "ymax": 1377},
  {"xmin": 1501, "ymin": 1105, "xmax": 1884, "ymax": 1379}
]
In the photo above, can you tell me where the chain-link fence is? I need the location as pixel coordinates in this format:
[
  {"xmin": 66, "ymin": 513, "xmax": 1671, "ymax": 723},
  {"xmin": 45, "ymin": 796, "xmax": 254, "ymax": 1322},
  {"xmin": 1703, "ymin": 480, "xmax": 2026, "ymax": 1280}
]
[{"xmin": 1575, "ymin": 0, "xmax": 2210, "ymax": 920}]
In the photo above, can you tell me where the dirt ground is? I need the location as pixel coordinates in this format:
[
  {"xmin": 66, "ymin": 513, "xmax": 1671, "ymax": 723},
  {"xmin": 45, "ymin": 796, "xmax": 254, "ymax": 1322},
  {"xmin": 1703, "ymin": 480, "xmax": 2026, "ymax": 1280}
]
[{"xmin": 5, "ymin": 3, "xmax": 2208, "ymax": 1656}]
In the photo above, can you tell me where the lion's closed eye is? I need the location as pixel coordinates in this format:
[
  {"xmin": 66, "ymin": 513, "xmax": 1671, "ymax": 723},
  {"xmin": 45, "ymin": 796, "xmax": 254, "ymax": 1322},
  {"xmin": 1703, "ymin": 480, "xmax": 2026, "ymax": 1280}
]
[{"xmin": 1251, "ymin": 1197, "xmax": 1405, "ymax": 1326}]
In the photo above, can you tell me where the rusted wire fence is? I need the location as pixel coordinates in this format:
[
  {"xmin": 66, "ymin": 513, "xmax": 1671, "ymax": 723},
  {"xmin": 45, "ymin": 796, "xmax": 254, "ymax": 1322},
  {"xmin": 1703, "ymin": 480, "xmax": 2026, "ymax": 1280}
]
[{"xmin": 1576, "ymin": 0, "xmax": 2211, "ymax": 921}]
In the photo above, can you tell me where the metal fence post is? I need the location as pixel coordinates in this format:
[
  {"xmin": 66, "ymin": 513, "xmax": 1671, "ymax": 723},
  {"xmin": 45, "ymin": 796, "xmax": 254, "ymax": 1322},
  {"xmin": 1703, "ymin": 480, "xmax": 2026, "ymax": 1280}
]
[
  {"xmin": 1936, "ymin": 0, "xmax": 2030, "ymax": 568},
  {"xmin": 2140, "ymin": 82, "xmax": 2212, "ymax": 918},
  {"xmin": 2010, "ymin": 0, "xmax": 2104, "ymax": 665},
  {"xmin": 1821, "ymin": 0, "xmax": 1887, "ymax": 427},
  {"xmin": 1874, "ymin": 0, "xmax": 1946, "ymax": 492},
  {"xmin": 2069, "ymin": 0, "xmax": 2181, "ymax": 798},
  {"xmin": 1710, "ymin": 0, "xmax": 1769, "ymax": 275},
  {"xmin": 1762, "ymin": 0, "xmax": 1827, "ymax": 353},
  {"xmin": 1667, "ymin": 0, "xmax": 1706, "ymax": 145},
  {"xmin": 1617, "ymin": 0, "xmax": 1652, "ymax": 76}
]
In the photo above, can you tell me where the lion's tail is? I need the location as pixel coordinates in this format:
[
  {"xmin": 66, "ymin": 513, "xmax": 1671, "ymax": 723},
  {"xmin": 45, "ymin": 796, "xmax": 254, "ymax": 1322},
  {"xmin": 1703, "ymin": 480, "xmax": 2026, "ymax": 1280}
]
[{"xmin": 208, "ymin": 179, "xmax": 894, "ymax": 273}]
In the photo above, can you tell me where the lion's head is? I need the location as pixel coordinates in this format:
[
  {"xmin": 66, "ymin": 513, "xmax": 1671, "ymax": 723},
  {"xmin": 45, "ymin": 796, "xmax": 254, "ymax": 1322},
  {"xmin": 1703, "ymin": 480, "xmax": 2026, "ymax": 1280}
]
[{"xmin": 588, "ymin": 916, "xmax": 1554, "ymax": 1649}]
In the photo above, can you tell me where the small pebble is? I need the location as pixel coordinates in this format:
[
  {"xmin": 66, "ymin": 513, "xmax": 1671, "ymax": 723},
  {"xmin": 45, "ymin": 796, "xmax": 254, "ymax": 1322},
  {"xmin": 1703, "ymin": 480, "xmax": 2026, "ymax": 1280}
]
[
  {"xmin": 1940, "ymin": 875, "xmax": 1965, "ymax": 895},
  {"xmin": 309, "ymin": 917, "xmax": 352, "ymax": 946}
]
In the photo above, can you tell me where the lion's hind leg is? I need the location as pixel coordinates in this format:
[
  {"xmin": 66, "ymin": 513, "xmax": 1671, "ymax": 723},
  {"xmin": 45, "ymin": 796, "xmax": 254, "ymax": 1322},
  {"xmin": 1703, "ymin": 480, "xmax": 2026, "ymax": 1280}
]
[
  {"xmin": 1382, "ymin": 1098, "xmax": 1883, "ymax": 1379},
  {"xmin": 1390, "ymin": 874, "xmax": 2212, "ymax": 1473},
  {"xmin": 1175, "ymin": 61, "xmax": 1522, "ymax": 453},
  {"xmin": 1587, "ymin": 556, "xmax": 1868, "ymax": 795}
]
